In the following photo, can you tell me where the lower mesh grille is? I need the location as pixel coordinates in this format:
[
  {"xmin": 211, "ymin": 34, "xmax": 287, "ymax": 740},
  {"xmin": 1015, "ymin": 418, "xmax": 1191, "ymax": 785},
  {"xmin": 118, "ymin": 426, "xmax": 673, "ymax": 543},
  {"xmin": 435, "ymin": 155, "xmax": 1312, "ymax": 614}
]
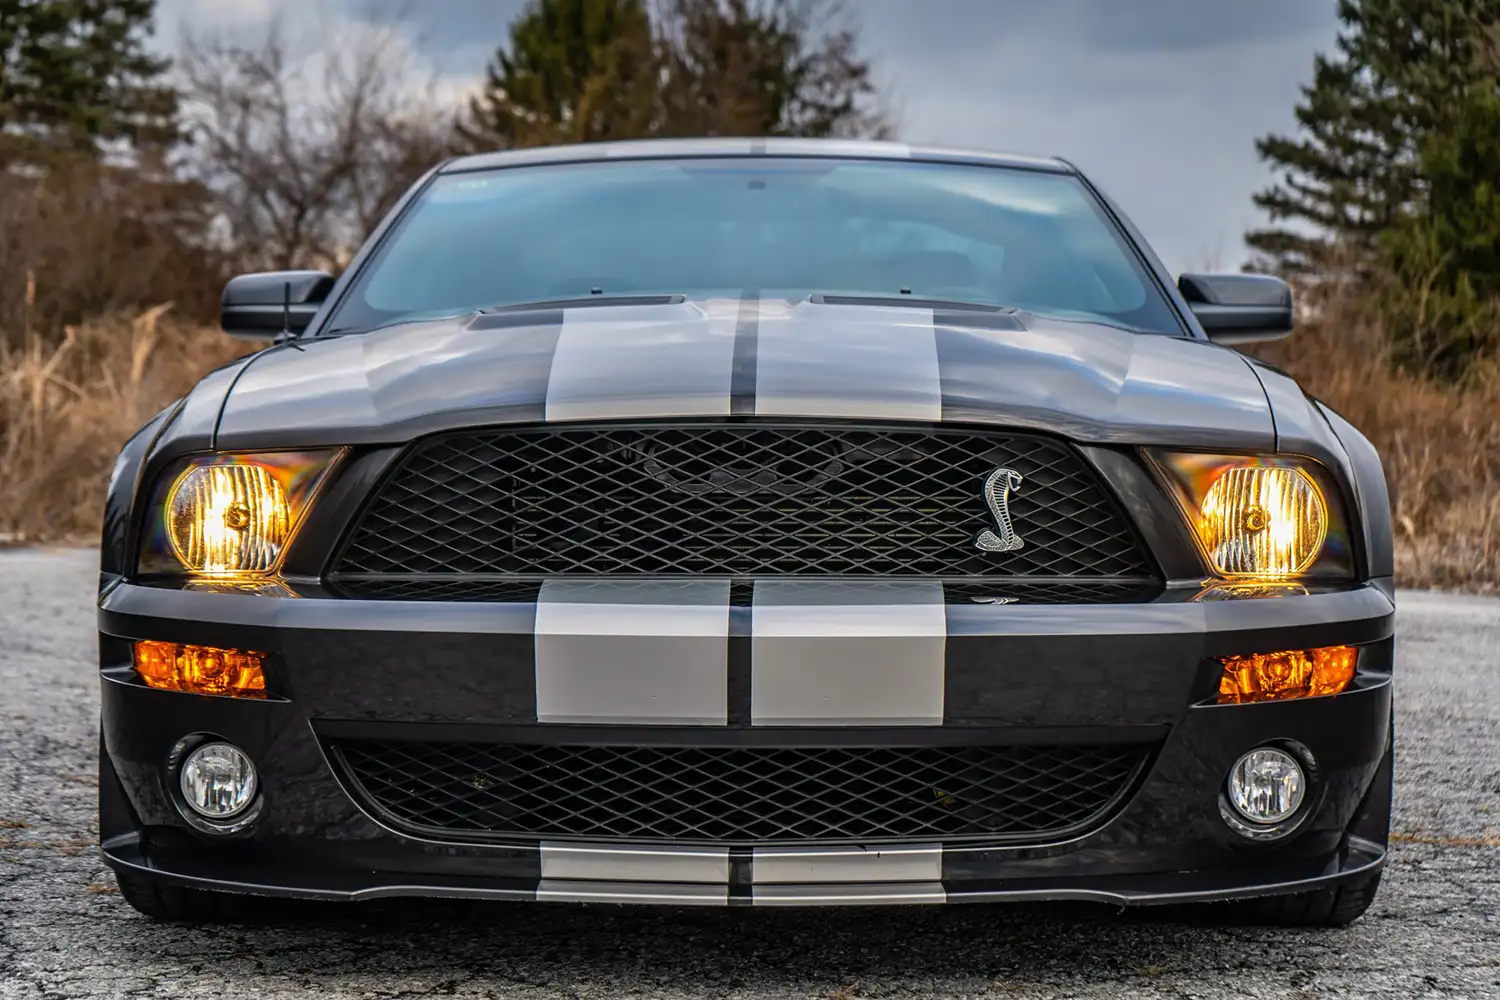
[{"xmin": 330, "ymin": 740, "xmax": 1151, "ymax": 845}]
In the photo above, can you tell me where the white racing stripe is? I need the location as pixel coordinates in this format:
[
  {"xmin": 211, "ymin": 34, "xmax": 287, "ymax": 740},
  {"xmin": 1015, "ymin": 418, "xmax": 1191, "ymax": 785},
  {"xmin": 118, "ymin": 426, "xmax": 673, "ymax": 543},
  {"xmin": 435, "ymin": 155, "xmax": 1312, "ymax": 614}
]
[
  {"xmin": 754, "ymin": 301, "xmax": 941, "ymax": 421},
  {"xmin": 750, "ymin": 844, "xmax": 943, "ymax": 884},
  {"xmin": 762, "ymin": 139, "xmax": 913, "ymax": 158},
  {"xmin": 544, "ymin": 300, "xmax": 738, "ymax": 421},
  {"xmin": 536, "ymin": 881, "xmax": 730, "ymax": 905},
  {"xmin": 750, "ymin": 581, "xmax": 947, "ymax": 725},
  {"xmin": 751, "ymin": 882, "xmax": 947, "ymax": 906},
  {"xmin": 540, "ymin": 843, "xmax": 730, "ymax": 883},
  {"xmin": 533, "ymin": 580, "xmax": 731, "ymax": 724}
]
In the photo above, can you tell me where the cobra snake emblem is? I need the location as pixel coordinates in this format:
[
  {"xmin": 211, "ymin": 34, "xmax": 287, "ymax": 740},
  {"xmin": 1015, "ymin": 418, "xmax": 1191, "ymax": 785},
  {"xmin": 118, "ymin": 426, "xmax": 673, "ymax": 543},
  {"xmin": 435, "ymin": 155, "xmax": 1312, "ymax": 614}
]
[{"xmin": 974, "ymin": 468, "xmax": 1025, "ymax": 553}]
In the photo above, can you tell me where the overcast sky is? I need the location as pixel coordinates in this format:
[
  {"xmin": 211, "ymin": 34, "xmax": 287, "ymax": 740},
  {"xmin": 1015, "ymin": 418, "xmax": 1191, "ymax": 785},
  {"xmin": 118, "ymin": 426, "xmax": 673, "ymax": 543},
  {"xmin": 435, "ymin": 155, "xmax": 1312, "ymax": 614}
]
[{"xmin": 154, "ymin": 0, "xmax": 1341, "ymax": 273}]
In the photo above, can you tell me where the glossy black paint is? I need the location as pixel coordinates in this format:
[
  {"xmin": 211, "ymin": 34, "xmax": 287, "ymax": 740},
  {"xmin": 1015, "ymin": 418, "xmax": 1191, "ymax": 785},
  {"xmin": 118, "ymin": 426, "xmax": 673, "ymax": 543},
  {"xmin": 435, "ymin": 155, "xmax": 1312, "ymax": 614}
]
[
  {"xmin": 220, "ymin": 270, "xmax": 336, "ymax": 340},
  {"xmin": 278, "ymin": 447, "xmax": 401, "ymax": 580},
  {"xmin": 1077, "ymin": 446, "xmax": 1204, "ymax": 582},
  {"xmin": 96, "ymin": 589, "xmax": 1393, "ymax": 901},
  {"xmin": 1244, "ymin": 357, "xmax": 1377, "ymax": 578},
  {"xmin": 1318, "ymin": 403, "xmax": 1396, "ymax": 582},
  {"xmin": 207, "ymin": 307, "xmax": 1278, "ymax": 454},
  {"xmin": 99, "ymin": 403, "xmax": 177, "ymax": 588},
  {"xmin": 98, "ymin": 139, "xmax": 1398, "ymax": 907},
  {"xmin": 101, "ymin": 353, "xmax": 267, "ymax": 592},
  {"xmin": 1178, "ymin": 273, "xmax": 1295, "ymax": 345}
]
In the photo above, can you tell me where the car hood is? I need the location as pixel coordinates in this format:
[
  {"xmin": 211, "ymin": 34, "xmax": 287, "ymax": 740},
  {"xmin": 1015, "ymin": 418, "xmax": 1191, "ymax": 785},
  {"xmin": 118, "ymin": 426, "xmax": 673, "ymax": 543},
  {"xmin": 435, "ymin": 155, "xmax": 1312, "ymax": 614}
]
[{"xmin": 214, "ymin": 297, "xmax": 1274, "ymax": 450}]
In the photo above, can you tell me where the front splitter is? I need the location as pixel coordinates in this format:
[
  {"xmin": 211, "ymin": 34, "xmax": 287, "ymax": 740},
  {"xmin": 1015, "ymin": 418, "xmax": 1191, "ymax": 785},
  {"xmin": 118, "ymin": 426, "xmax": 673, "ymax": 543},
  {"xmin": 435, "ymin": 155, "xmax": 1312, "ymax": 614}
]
[{"xmin": 101, "ymin": 834, "xmax": 1384, "ymax": 908}]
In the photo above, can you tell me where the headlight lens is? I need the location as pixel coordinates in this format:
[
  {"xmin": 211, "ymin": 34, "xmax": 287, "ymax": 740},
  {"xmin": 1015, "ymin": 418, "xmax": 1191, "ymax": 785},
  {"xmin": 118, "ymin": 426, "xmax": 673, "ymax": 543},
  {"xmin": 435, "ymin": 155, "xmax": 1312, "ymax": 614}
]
[
  {"xmin": 138, "ymin": 450, "xmax": 342, "ymax": 577},
  {"xmin": 167, "ymin": 464, "xmax": 290, "ymax": 574},
  {"xmin": 1151, "ymin": 452, "xmax": 1354, "ymax": 580},
  {"xmin": 1200, "ymin": 465, "xmax": 1326, "ymax": 576}
]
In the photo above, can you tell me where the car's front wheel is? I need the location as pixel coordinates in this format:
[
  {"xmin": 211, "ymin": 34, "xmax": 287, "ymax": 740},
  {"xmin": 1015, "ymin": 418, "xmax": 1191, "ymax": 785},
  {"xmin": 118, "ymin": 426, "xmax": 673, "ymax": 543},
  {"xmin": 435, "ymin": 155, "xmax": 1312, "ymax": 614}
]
[
  {"xmin": 114, "ymin": 869, "xmax": 267, "ymax": 923},
  {"xmin": 1199, "ymin": 870, "xmax": 1383, "ymax": 927}
]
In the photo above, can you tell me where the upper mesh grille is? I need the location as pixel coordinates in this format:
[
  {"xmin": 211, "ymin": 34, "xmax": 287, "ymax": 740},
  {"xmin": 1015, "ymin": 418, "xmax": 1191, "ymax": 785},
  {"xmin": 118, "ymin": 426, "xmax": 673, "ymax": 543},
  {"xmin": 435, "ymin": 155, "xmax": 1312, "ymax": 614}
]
[
  {"xmin": 328, "ymin": 577, "xmax": 1163, "ymax": 604},
  {"xmin": 332, "ymin": 423, "xmax": 1154, "ymax": 579}
]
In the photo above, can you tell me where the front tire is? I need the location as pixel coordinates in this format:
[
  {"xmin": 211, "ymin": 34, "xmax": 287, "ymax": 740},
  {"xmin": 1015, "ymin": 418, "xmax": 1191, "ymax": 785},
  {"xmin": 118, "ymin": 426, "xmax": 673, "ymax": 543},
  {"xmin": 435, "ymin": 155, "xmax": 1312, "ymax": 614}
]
[
  {"xmin": 1207, "ymin": 870, "xmax": 1383, "ymax": 927},
  {"xmin": 114, "ymin": 868, "xmax": 267, "ymax": 923}
]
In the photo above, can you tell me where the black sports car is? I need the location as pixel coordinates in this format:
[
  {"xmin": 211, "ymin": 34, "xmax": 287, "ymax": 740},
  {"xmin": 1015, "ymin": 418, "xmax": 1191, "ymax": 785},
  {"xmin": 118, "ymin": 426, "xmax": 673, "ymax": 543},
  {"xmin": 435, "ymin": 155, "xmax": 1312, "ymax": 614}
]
[{"xmin": 98, "ymin": 139, "xmax": 1394, "ymax": 925}]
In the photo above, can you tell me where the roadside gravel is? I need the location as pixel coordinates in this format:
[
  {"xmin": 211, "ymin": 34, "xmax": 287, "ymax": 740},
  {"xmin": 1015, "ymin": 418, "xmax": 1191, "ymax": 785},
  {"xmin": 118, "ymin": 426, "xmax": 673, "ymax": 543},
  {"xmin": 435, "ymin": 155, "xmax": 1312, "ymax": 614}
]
[{"xmin": 2, "ymin": 547, "xmax": 1497, "ymax": 999}]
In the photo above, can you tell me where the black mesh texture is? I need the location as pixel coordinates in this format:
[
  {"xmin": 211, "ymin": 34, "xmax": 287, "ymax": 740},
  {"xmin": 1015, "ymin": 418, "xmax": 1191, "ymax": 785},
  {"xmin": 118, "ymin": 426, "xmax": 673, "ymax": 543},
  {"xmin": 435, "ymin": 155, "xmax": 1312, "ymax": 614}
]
[
  {"xmin": 328, "ymin": 578, "xmax": 547, "ymax": 603},
  {"xmin": 327, "ymin": 578, "xmax": 1161, "ymax": 604},
  {"xmin": 331, "ymin": 740, "xmax": 1150, "ymax": 845},
  {"xmin": 332, "ymin": 423, "xmax": 1154, "ymax": 579},
  {"xmin": 940, "ymin": 580, "xmax": 1163, "ymax": 605}
]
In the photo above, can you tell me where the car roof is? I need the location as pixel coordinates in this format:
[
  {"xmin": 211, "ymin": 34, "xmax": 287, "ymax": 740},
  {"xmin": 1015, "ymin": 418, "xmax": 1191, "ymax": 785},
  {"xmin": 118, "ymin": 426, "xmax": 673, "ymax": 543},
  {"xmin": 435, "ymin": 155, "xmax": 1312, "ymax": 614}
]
[{"xmin": 441, "ymin": 138, "xmax": 1074, "ymax": 175}]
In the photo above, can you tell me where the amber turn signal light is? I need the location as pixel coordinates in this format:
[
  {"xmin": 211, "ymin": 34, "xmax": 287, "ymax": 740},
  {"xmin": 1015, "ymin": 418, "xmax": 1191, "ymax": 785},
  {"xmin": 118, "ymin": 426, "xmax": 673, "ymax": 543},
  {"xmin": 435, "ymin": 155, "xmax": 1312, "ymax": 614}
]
[
  {"xmin": 133, "ymin": 641, "xmax": 267, "ymax": 699},
  {"xmin": 1217, "ymin": 645, "xmax": 1357, "ymax": 704}
]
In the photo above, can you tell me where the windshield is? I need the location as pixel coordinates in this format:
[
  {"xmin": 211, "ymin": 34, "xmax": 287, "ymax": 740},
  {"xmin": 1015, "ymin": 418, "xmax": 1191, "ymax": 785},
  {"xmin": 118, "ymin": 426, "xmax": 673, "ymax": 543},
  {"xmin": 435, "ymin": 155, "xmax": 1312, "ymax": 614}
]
[{"xmin": 325, "ymin": 157, "xmax": 1183, "ymax": 335}]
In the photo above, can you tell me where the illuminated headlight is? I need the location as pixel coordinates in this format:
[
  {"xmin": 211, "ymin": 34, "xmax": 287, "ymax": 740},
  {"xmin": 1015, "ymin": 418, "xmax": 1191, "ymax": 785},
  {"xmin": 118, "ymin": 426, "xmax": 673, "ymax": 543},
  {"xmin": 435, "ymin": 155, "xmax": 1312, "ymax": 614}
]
[
  {"xmin": 138, "ymin": 451, "xmax": 342, "ymax": 577},
  {"xmin": 1150, "ymin": 452, "xmax": 1355, "ymax": 580},
  {"xmin": 168, "ymin": 464, "xmax": 290, "ymax": 573}
]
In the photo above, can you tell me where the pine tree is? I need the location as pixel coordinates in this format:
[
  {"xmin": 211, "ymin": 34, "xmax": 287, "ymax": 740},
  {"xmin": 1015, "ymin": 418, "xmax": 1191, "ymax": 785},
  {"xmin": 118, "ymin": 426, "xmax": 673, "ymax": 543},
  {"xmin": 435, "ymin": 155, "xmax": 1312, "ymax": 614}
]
[
  {"xmin": 1376, "ymin": 58, "xmax": 1500, "ymax": 375},
  {"xmin": 459, "ymin": 0, "xmax": 657, "ymax": 150},
  {"xmin": 1247, "ymin": 0, "xmax": 1500, "ymax": 276},
  {"xmin": 656, "ymin": 0, "xmax": 887, "ymax": 139},
  {"xmin": 0, "ymin": 0, "xmax": 177, "ymax": 160},
  {"xmin": 460, "ymin": 0, "xmax": 887, "ymax": 151}
]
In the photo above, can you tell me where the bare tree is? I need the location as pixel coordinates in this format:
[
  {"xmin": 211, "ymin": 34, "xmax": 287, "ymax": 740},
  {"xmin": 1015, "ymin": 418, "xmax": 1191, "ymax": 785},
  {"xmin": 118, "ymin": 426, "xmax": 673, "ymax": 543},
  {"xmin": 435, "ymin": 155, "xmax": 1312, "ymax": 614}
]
[
  {"xmin": 178, "ymin": 15, "xmax": 459, "ymax": 272},
  {"xmin": 0, "ymin": 152, "xmax": 225, "ymax": 339}
]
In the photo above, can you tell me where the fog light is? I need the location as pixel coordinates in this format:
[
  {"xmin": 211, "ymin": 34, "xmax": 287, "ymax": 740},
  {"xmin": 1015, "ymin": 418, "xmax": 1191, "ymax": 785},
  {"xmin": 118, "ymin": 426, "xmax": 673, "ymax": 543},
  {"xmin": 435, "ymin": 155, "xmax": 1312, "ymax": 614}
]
[
  {"xmin": 180, "ymin": 742, "xmax": 258, "ymax": 820},
  {"xmin": 134, "ymin": 640, "xmax": 266, "ymax": 698},
  {"xmin": 1217, "ymin": 645, "xmax": 1357, "ymax": 704},
  {"xmin": 1227, "ymin": 747, "xmax": 1305, "ymax": 826}
]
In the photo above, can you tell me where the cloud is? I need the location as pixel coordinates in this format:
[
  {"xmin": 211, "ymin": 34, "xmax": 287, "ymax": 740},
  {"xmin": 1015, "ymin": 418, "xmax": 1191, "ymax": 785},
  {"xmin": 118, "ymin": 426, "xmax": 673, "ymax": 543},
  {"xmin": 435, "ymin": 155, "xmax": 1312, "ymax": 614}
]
[
  {"xmin": 860, "ymin": 0, "xmax": 1341, "ymax": 269},
  {"xmin": 1066, "ymin": 0, "xmax": 1335, "ymax": 53},
  {"xmin": 328, "ymin": 0, "xmax": 526, "ymax": 76},
  {"xmin": 160, "ymin": 0, "xmax": 486, "ymax": 122}
]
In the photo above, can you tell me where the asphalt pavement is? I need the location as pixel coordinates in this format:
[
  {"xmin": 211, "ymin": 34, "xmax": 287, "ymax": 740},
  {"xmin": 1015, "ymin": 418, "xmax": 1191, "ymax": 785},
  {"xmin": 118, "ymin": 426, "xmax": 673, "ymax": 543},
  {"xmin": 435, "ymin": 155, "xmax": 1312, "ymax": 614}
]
[{"xmin": 1, "ymin": 547, "xmax": 1497, "ymax": 999}]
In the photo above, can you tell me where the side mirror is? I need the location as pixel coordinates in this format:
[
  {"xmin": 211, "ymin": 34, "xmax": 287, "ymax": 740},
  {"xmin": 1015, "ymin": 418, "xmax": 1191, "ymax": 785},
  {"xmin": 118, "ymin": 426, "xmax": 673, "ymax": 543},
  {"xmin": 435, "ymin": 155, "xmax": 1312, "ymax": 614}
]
[
  {"xmin": 1178, "ymin": 273, "xmax": 1293, "ymax": 345},
  {"xmin": 220, "ymin": 270, "xmax": 336, "ymax": 340}
]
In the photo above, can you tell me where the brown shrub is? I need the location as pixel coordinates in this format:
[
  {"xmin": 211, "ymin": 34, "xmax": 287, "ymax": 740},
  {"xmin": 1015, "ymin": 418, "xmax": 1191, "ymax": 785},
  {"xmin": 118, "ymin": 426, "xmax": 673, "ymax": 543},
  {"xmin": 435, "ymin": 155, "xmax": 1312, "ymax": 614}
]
[
  {"xmin": 0, "ymin": 307, "xmax": 242, "ymax": 540},
  {"xmin": 1253, "ymin": 297, "xmax": 1500, "ymax": 593},
  {"xmin": 0, "ymin": 158, "xmax": 226, "ymax": 341},
  {"xmin": 1, "ymin": 301, "xmax": 1496, "ymax": 592}
]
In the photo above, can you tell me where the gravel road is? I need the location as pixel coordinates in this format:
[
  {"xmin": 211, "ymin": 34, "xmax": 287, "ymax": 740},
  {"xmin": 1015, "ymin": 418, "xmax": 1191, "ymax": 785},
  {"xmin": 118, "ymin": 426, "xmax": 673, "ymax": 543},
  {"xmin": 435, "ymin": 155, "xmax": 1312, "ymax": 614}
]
[{"xmin": 2, "ymin": 547, "xmax": 1497, "ymax": 999}]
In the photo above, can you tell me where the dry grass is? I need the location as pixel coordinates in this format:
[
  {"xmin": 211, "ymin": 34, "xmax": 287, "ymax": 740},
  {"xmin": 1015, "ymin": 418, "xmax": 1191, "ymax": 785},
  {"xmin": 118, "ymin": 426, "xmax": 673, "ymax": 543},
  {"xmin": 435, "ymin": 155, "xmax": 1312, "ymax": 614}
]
[
  {"xmin": 0, "ymin": 307, "xmax": 243, "ymax": 541},
  {"xmin": 1254, "ymin": 300, "xmax": 1500, "ymax": 593},
  {"xmin": 1, "ymin": 303, "xmax": 1496, "ymax": 591}
]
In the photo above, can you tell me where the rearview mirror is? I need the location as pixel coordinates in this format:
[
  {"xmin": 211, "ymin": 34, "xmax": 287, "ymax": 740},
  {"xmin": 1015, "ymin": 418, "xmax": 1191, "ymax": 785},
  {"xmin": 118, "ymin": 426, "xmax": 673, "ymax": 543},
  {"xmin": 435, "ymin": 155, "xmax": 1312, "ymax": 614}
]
[
  {"xmin": 220, "ymin": 270, "xmax": 336, "ymax": 340},
  {"xmin": 1178, "ymin": 273, "xmax": 1293, "ymax": 345}
]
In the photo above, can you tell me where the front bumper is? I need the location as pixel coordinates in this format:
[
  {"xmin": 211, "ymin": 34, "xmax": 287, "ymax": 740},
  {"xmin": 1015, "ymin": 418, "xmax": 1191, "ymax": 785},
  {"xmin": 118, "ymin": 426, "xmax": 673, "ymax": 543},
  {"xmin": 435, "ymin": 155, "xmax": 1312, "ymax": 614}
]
[{"xmin": 98, "ymin": 580, "xmax": 1395, "ymax": 907}]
